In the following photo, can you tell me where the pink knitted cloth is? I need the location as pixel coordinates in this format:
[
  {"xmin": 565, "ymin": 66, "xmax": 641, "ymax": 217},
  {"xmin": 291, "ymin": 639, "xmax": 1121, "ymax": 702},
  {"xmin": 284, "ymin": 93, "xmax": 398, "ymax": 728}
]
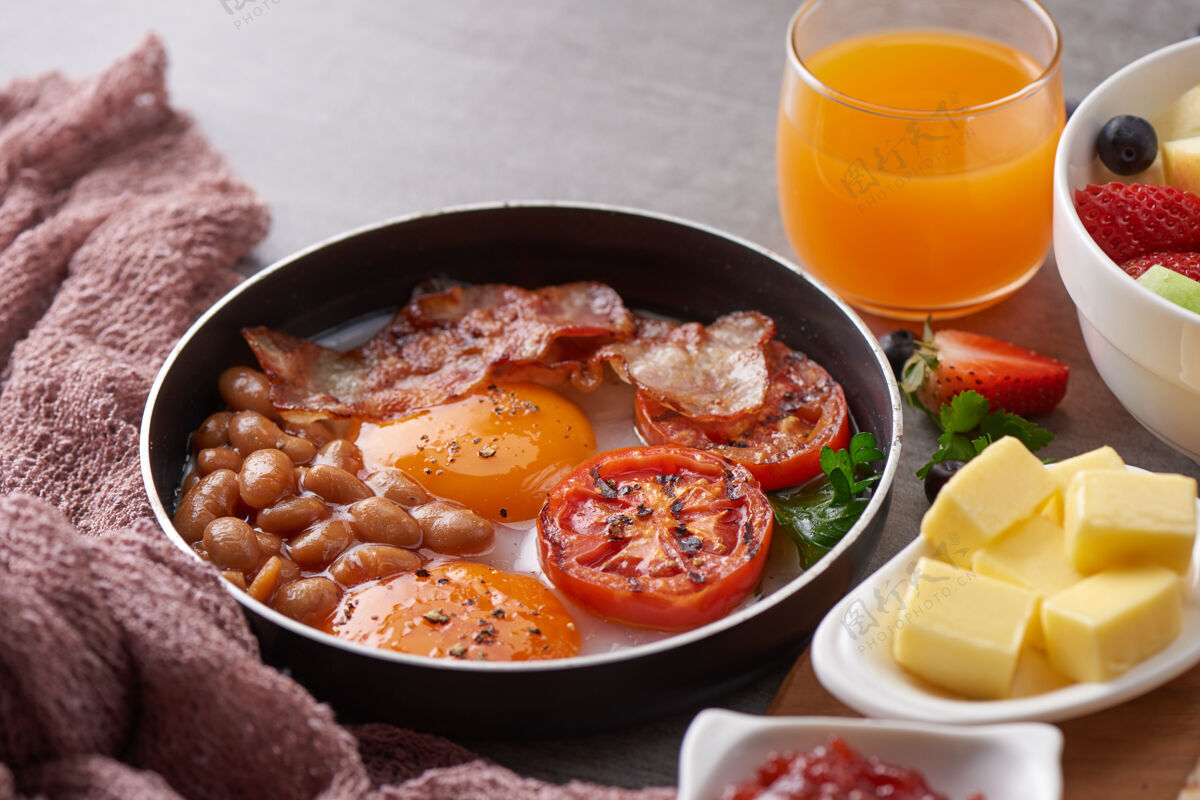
[{"xmin": 0, "ymin": 36, "xmax": 675, "ymax": 800}]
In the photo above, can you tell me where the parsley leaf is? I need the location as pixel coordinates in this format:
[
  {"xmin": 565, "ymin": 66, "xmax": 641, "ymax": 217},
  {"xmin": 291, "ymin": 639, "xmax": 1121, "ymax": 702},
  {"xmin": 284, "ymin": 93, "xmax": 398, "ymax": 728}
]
[
  {"xmin": 915, "ymin": 390, "xmax": 1053, "ymax": 479},
  {"xmin": 978, "ymin": 409, "xmax": 1055, "ymax": 451},
  {"xmin": 769, "ymin": 432, "xmax": 885, "ymax": 569},
  {"xmin": 939, "ymin": 390, "xmax": 989, "ymax": 433}
]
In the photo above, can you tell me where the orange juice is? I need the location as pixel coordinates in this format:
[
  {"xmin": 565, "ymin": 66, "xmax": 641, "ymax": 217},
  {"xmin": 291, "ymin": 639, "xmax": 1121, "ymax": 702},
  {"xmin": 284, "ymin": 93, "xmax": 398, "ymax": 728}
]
[{"xmin": 777, "ymin": 29, "xmax": 1064, "ymax": 317}]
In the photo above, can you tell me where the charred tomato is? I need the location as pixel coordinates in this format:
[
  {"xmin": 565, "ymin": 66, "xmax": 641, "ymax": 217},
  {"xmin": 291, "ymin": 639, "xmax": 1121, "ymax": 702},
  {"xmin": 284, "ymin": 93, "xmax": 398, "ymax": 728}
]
[{"xmin": 536, "ymin": 445, "xmax": 773, "ymax": 631}]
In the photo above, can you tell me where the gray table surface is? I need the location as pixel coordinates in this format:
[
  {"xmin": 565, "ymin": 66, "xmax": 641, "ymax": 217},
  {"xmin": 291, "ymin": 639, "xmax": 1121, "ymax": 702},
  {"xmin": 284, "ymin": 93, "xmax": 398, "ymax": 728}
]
[{"xmin": 7, "ymin": 0, "xmax": 1200, "ymax": 789}]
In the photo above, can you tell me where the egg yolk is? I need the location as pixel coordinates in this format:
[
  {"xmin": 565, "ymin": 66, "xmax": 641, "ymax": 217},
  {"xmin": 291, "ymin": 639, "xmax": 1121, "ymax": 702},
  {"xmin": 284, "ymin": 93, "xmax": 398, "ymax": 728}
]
[
  {"xmin": 353, "ymin": 383, "xmax": 596, "ymax": 522},
  {"xmin": 322, "ymin": 561, "xmax": 581, "ymax": 661}
]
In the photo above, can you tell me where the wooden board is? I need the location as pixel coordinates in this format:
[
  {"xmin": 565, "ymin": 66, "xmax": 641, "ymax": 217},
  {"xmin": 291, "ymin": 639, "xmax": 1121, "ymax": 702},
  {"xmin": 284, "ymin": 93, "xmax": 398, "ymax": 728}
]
[{"xmin": 769, "ymin": 650, "xmax": 1200, "ymax": 799}]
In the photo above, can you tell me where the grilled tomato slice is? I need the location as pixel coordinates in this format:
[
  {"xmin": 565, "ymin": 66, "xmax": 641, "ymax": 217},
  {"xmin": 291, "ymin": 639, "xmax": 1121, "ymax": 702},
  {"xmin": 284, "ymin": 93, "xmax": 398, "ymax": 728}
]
[
  {"xmin": 536, "ymin": 446, "xmax": 773, "ymax": 631},
  {"xmin": 633, "ymin": 340, "xmax": 849, "ymax": 490}
]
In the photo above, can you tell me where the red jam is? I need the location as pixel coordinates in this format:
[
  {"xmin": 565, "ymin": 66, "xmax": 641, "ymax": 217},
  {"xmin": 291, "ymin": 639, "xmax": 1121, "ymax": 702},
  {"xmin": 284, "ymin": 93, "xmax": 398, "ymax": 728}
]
[{"xmin": 718, "ymin": 737, "xmax": 985, "ymax": 800}]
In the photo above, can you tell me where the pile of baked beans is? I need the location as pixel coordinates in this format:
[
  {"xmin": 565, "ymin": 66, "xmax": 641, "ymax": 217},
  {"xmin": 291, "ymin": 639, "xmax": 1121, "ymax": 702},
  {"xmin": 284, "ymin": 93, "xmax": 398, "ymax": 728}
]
[{"xmin": 174, "ymin": 366, "xmax": 496, "ymax": 627}]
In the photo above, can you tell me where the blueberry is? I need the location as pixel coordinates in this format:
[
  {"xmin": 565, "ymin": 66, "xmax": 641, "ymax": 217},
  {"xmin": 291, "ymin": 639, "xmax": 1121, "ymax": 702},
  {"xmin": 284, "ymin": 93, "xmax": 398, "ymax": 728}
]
[
  {"xmin": 879, "ymin": 329, "xmax": 916, "ymax": 379},
  {"xmin": 924, "ymin": 459, "xmax": 966, "ymax": 504},
  {"xmin": 1096, "ymin": 115, "xmax": 1158, "ymax": 176}
]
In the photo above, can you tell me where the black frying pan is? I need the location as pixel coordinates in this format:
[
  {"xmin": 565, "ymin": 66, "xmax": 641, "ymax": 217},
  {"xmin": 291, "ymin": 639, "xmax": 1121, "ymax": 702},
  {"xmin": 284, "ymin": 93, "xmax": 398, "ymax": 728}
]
[{"xmin": 140, "ymin": 203, "xmax": 902, "ymax": 736}]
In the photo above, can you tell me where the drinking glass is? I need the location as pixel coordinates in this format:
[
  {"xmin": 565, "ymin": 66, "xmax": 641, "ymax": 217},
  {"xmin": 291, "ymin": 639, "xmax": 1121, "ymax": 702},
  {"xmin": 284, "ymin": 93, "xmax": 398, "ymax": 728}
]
[{"xmin": 777, "ymin": 0, "xmax": 1063, "ymax": 319}]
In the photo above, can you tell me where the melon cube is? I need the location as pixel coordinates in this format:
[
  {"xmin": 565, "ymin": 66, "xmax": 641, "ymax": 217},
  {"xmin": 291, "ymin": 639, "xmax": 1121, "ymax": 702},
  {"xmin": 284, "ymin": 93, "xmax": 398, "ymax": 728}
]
[
  {"xmin": 971, "ymin": 515, "xmax": 1083, "ymax": 649},
  {"xmin": 1064, "ymin": 470, "xmax": 1198, "ymax": 574},
  {"xmin": 1162, "ymin": 135, "xmax": 1200, "ymax": 197},
  {"xmin": 893, "ymin": 557, "xmax": 1037, "ymax": 699},
  {"xmin": 1137, "ymin": 264, "xmax": 1200, "ymax": 315},
  {"xmin": 1154, "ymin": 84, "xmax": 1200, "ymax": 141},
  {"xmin": 1041, "ymin": 566, "xmax": 1182, "ymax": 682},
  {"xmin": 920, "ymin": 436, "xmax": 1057, "ymax": 567}
]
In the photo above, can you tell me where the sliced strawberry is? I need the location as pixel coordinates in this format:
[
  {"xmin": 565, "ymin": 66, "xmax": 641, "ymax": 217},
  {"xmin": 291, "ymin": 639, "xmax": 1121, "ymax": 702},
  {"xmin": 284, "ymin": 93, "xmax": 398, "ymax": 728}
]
[
  {"xmin": 900, "ymin": 329, "xmax": 1068, "ymax": 416},
  {"xmin": 1120, "ymin": 251, "xmax": 1200, "ymax": 282},
  {"xmin": 1073, "ymin": 182, "xmax": 1200, "ymax": 263}
]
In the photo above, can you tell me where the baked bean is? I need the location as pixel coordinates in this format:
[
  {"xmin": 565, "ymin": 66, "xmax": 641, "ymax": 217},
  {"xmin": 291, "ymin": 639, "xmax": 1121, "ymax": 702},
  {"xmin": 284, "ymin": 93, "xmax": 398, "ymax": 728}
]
[
  {"xmin": 227, "ymin": 411, "xmax": 286, "ymax": 456},
  {"xmin": 282, "ymin": 419, "xmax": 335, "ymax": 448},
  {"xmin": 278, "ymin": 556, "xmax": 300, "ymax": 582},
  {"xmin": 180, "ymin": 469, "xmax": 200, "ymax": 495},
  {"xmin": 287, "ymin": 519, "xmax": 356, "ymax": 569},
  {"xmin": 220, "ymin": 570, "xmax": 247, "ymax": 591},
  {"xmin": 246, "ymin": 557, "xmax": 281, "ymax": 602},
  {"xmin": 238, "ymin": 448, "xmax": 295, "ymax": 509},
  {"xmin": 246, "ymin": 554, "xmax": 300, "ymax": 603},
  {"xmin": 174, "ymin": 469, "xmax": 240, "ymax": 544},
  {"xmin": 203, "ymin": 516, "xmax": 262, "ymax": 571},
  {"xmin": 329, "ymin": 544, "xmax": 421, "ymax": 586},
  {"xmin": 349, "ymin": 496, "xmax": 421, "ymax": 547},
  {"xmin": 278, "ymin": 434, "xmax": 317, "ymax": 465},
  {"xmin": 269, "ymin": 577, "xmax": 341, "ymax": 625},
  {"xmin": 364, "ymin": 468, "xmax": 428, "ymax": 508},
  {"xmin": 192, "ymin": 411, "xmax": 233, "ymax": 451},
  {"xmin": 277, "ymin": 556, "xmax": 301, "ymax": 583},
  {"xmin": 218, "ymin": 366, "xmax": 276, "ymax": 418},
  {"xmin": 197, "ymin": 446, "xmax": 243, "ymax": 475},
  {"xmin": 256, "ymin": 495, "xmax": 331, "ymax": 536},
  {"xmin": 299, "ymin": 464, "xmax": 372, "ymax": 505},
  {"xmin": 321, "ymin": 419, "xmax": 353, "ymax": 440},
  {"xmin": 316, "ymin": 439, "xmax": 363, "ymax": 475},
  {"xmin": 255, "ymin": 529, "xmax": 283, "ymax": 556},
  {"xmin": 409, "ymin": 502, "xmax": 495, "ymax": 556}
]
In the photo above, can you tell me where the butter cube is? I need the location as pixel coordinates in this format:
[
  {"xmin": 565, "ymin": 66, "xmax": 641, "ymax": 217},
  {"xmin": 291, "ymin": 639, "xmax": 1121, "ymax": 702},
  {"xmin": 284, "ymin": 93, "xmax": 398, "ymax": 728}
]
[
  {"xmin": 1040, "ymin": 493, "xmax": 1063, "ymax": 524},
  {"xmin": 1064, "ymin": 470, "xmax": 1198, "ymax": 574},
  {"xmin": 971, "ymin": 515, "xmax": 1084, "ymax": 649},
  {"xmin": 1042, "ymin": 447, "xmax": 1125, "ymax": 524},
  {"xmin": 921, "ymin": 436, "xmax": 1057, "ymax": 567},
  {"xmin": 1041, "ymin": 566, "xmax": 1182, "ymax": 682},
  {"xmin": 893, "ymin": 557, "xmax": 1037, "ymax": 699}
]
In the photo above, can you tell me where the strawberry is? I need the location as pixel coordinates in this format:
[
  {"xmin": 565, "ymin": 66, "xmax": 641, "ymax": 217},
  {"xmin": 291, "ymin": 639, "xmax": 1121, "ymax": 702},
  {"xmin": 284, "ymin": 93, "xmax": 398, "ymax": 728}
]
[
  {"xmin": 1120, "ymin": 250, "xmax": 1200, "ymax": 282},
  {"xmin": 900, "ymin": 327, "xmax": 1069, "ymax": 416},
  {"xmin": 1073, "ymin": 182, "xmax": 1200, "ymax": 263}
]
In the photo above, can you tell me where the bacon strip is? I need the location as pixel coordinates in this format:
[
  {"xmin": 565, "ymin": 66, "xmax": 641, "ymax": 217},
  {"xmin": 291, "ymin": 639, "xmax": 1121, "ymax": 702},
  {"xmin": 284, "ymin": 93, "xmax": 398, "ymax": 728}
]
[
  {"xmin": 243, "ymin": 281, "xmax": 635, "ymax": 420},
  {"xmin": 243, "ymin": 282, "xmax": 776, "ymax": 423},
  {"xmin": 597, "ymin": 311, "xmax": 775, "ymax": 421}
]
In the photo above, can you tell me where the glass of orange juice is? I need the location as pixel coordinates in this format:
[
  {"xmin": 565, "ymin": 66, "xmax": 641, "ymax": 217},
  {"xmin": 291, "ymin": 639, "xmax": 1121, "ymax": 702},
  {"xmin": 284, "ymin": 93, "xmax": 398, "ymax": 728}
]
[{"xmin": 777, "ymin": 0, "xmax": 1063, "ymax": 319}]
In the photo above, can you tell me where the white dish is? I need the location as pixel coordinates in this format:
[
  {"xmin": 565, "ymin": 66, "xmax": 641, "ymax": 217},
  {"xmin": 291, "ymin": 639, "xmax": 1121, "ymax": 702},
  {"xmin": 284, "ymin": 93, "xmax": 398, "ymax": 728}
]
[
  {"xmin": 811, "ymin": 492, "xmax": 1200, "ymax": 723},
  {"xmin": 677, "ymin": 709, "xmax": 1063, "ymax": 800}
]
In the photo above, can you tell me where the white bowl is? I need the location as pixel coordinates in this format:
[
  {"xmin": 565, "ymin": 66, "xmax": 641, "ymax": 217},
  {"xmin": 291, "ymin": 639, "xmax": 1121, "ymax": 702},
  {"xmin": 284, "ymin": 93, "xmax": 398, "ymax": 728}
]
[
  {"xmin": 1053, "ymin": 38, "xmax": 1200, "ymax": 464},
  {"xmin": 677, "ymin": 709, "xmax": 1063, "ymax": 800}
]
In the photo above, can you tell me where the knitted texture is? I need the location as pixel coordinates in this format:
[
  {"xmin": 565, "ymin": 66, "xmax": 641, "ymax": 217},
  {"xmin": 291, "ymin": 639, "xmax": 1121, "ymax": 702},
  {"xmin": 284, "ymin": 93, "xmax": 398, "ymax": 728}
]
[{"xmin": 0, "ymin": 35, "xmax": 674, "ymax": 800}]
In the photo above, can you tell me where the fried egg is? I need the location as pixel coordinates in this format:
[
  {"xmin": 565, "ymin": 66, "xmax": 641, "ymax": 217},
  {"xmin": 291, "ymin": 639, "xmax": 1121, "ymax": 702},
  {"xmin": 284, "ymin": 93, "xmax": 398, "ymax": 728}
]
[
  {"xmin": 324, "ymin": 561, "xmax": 581, "ymax": 661},
  {"xmin": 352, "ymin": 383, "xmax": 596, "ymax": 523}
]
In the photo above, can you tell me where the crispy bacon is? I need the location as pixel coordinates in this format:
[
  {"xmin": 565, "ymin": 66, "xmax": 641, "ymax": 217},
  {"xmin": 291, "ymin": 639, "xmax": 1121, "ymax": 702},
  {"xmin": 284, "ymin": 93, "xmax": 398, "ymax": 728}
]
[
  {"xmin": 394, "ymin": 282, "xmax": 635, "ymax": 337},
  {"xmin": 242, "ymin": 282, "xmax": 776, "ymax": 423},
  {"xmin": 597, "ymin": 311, "xmax": 775, "ymax": 421},
  {"xmin": 243, "ymin": 282, "xmax": 635, "ymax": 420}
]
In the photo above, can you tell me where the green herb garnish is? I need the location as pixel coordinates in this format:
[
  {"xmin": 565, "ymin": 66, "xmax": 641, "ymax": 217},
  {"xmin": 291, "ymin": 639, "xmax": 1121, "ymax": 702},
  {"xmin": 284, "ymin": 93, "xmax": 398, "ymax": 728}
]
[
  {"xmin": 915, "ymin": 390, "xmax": 1054, "ymax": 479},
  {"xmin": 769, "ymin": 431, "xmax": 885, "ymax": 569}
]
